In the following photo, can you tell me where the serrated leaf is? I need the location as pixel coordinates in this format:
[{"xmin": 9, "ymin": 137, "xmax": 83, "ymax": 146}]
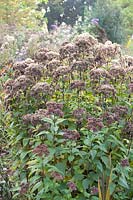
[
  {"xmin": 119, "ymin": 176, "xmax": 129, "ymax": 189},
  {"xmin": 31, "ymin": 181, "xmax": 42, "ymax": 192},
  {"xmin": 90, "ymin": 150, "xmax": 97, "ymax": 160},
  {"xmin": 82, "ymin": 178, "xmax": 89, "ymax": 190}
]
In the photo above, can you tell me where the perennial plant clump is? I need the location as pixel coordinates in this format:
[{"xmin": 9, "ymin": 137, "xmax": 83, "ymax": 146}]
[{"xmin": 0, "ymin": 33, "xmax": 133, "ymax": 200}]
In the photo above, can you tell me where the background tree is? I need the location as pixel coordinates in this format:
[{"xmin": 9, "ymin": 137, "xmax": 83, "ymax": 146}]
[
  {"xmin": 0, "ymin": 0, "xmax": 47, "ymax": 28},
  {"xmin": 90, "ymin": 0, "xmax": 125, "ymax": 43}
]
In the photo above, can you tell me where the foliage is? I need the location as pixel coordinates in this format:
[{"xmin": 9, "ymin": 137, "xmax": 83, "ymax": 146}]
[
  {"xmin": 86, "ymin": 0, "xmax": 125, "ymax": 43},
  {"xmin": 40, "ymin": 0, "xmax": 92, "ymax": 29},
  {"xmin": 0, "ymin": 0, "xmax": 48, "ymax": 28},
  {"xmin": 0, "ymin": 33, "xmax": 132, "ymax": 200}
]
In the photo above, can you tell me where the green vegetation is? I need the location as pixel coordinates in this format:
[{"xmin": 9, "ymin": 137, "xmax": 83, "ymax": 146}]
[{"xmin": 0, "ymin": 33, "xmax": 133, "ymax": 199}]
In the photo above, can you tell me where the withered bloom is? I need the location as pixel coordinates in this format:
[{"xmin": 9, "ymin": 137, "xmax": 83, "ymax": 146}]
[
  {"xmin": 102, "ymin": 111, "xmax": 118, "ymax": 125},
  {"xmin": 51, "ymin": 171, "xmax": 64, "ymax": 181},
  {"xmin": 22, "ymin": 109, "xmax": 49, "ymax": 127},
  {"xmin": 63, "ymin": 129, "xmax": 80, "ymax": 140},
  {"xmin": 4, "ymin": 79, "xmax": 14, "ymax": 94},
  {"xmin": 75, "ymin": 33, "xmax": 98, "ymax": 53},
  {"xmin": 87, "ymin": 117, "xmax": 104, "ymax": 132},
  {"xmin": 33, "ymin": 144, "xmax": 49, "ymax": 157},
  {"xmin": 46, "ymin": 101, "xmax": 63, "ymax": 110},
  {"xmin": 70, "ymin": 80, "xmax": 85, "ymax": 90}
]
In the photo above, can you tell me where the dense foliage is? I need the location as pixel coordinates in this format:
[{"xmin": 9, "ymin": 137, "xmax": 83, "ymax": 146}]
[{"xmin": 0, "ymin": 33, "xmax": 132, "ymax": 200}]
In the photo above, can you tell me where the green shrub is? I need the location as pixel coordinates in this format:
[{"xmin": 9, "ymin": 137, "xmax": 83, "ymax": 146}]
[{"xmin": 1, "ymin": 33, "xmax": 133, "ymax": 200}]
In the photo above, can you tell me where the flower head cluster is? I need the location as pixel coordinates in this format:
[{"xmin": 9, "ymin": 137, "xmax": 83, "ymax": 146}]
[
  {"xmin": 70, "ymin": 80, "xmax": 85, "ymax": 90},
  {"xmin": 45, "ymin": 51, "xmax": 59, "ymax": 61},
  {"xmin": 34, "ymin": 47, "xmax": 49, "ymax": 63},
  {"xmin": 53, "ymin": 66, "xmax": 71, "ymax": 79},
  {"xmin": 22, "ymin": 109, "xmax": 48, "ymax": 126},
  {"xmin": 109, "ymin": 65, "xmax": 125, "ymax": 79},
  {"xmin": 51, "ymin": 171, "xmax": 64, "ymax": 181},
  {"xmin": 75, "ymin": 33, "xmax": 98, "ymax": 53},
  {"xmin": 46, "ymin": 59, "xmax": 60, "ymax": 72},
  {"xmin": 73, "ymin": 108, "xmax": 86, "ymax": 120},
  {"xmin": 59, "ymin": 42, "xmax": 78, "ymax": 60},
  {"xmin": 71, "ymin": 60, "xmax": 88, "ymax": 71},
  {"xmin": 13, "ymin": 61, "xmax": 29, "ymax": 77},
  {"xmin": 90, "ymin": 68, "xmax": 112, "ymax": 81},
  {"xmin": 90, "ymin": 186, "xmax": 98, "ymax": 195},
  {"xmin": 112, "ymin": 105, "xmax": 128, "ymax": 118},
  {"xmin": 30, "ymin": 82, "xmax": 51, "ymax": 98},
  {"xmin": 24, "ymin": 63, "xmax": 42, "ymax": 80},
  {"xmin": 46, "ymin": 101, "xmax": 64, "ymax": 117},
  {"xmin": 63, "ymin": 129, "xmax": 80, "ymax": 140},
  {"xmin": 98, "ymin": 84, "xmax": 116, "ymax": 96},
  {"xmin": 87, "ymin": 117, "xmax": 104, "ymax": 132},
  {"xmin": 121, "ymin": 159, "xmax": 129, "ymax": 167},
  {"xmin": 33, "ymin": 144, "xmax": 49, "ymax": 157},
  {"xmin": 67, "ymin": 181, "xmax": 77, "ymax": 191}
]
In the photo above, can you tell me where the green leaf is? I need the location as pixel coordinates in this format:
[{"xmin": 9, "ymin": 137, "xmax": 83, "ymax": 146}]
[
  {"xmin": 68, "ymin": 155, "xmax": 74, "ymax": 162},
  {"xmin": 23, "ymin": 138, "xmax": 29, "ymax": 146},
  {"xmin": 82, "ymin": 178, "xmax": 89, "ymax": 190},
  {"xmin": 101, "ymin": 156, "xmax": 109, "ymax": 167},
  {"xmin": 119, "ymin": 176, "xmax": 129, "ymax": 189},
  {"xmin": 42, "ymin": 117, "xmax": 53, "ymax": 124},
  {"xmin": 31, "ymin": 181, "xmax": 42, "ymax": 192},
  {"xmin": 90, "ymin": 150, "xmax": 97, "ymax": 160},
  {"xmin": 55, "ymin": 118, "xmax": 66, "ymax": 125}
]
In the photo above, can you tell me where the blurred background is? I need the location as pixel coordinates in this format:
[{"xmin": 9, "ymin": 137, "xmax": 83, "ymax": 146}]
[{"xmin": 0, "ymin": 0, "xmax": 133, "ymax": 67}]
